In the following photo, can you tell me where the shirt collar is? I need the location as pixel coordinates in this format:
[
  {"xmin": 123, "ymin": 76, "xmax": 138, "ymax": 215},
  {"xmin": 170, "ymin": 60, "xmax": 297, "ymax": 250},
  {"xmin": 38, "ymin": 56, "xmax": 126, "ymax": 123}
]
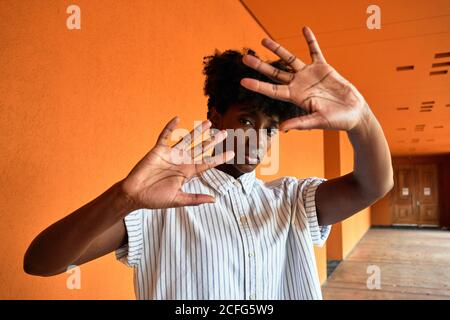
[{"xmin": 200, "ymin": 167, "xmax": 256, "ymax": 195}]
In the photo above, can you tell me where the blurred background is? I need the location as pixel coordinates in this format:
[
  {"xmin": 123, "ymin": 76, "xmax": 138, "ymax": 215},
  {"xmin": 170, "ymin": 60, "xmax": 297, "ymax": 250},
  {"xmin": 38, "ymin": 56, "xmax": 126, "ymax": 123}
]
[{"xmin": 0, "ymin": 0, "xmax": 449, "ymax": 299}]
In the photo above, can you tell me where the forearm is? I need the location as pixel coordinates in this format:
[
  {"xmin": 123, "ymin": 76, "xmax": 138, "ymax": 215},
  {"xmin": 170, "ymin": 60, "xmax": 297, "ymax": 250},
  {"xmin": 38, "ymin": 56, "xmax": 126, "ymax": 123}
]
[
  {"xmin": 24, "ymin": 180, "xmax": 137, "ymax": 276},
  {"xmin": 347, "ymin": 103, "xmax": 394, "ymax": 197},
  {"xmin": 316, "ymin": 104, "xmax": 394, "ymax": 226}
]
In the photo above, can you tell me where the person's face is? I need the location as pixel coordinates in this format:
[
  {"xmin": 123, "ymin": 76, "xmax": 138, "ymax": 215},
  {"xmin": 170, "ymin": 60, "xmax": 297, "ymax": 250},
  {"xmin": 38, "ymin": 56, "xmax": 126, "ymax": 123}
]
[{"xmin": 209, "ymin": 104, "xmax": 279, "ymax": 173}]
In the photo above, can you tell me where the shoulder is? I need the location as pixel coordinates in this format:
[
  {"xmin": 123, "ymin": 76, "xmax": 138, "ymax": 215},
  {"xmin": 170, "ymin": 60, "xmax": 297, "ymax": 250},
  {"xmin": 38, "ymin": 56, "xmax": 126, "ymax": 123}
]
[
  {"xmin": 256, "ymin": 176, "xmax": 326, "ymax": 197},
  {"xmin": 259, "ymin": 176, "xmax": 295, "ymax": 190},
  {"xmin": 258, "ymin": 175, "xmax": 324, "ymax": 189}
]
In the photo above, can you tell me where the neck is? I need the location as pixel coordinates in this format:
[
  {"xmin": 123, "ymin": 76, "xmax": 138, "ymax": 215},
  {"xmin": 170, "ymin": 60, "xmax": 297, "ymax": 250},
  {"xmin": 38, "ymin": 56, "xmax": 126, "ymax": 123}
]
[
  {"xmin": 211, "ymin": 147, "xmax": 245, "ymax": 179},
  {"xmin": 215, "ymin": 163, "xmax": 244, "ymax": 179}
]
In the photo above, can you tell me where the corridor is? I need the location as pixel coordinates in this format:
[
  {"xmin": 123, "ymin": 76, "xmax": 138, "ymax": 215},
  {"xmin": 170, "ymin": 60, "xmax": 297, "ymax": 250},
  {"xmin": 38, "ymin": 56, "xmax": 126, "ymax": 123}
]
[{"xmin": 323, "ymin": 228, "xmax": 450, "ymax": 299}]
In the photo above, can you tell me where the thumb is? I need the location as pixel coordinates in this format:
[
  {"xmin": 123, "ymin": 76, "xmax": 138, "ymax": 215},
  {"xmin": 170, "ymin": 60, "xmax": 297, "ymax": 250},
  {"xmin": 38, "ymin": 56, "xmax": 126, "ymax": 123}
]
[
  {"xmin": 173, "ymin": 192, "xmax": 216, "ymax": 207},
  {"xmin": 280, "ymin": 113, "xmax": 326, "ymax": 131}
]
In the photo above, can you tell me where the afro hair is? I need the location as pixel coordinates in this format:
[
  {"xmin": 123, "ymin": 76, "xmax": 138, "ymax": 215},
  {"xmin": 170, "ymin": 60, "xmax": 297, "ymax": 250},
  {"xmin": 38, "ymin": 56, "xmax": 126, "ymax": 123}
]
[{"xmin": 202, "ymin": 48, "xmax": 307, "ymax": 123}]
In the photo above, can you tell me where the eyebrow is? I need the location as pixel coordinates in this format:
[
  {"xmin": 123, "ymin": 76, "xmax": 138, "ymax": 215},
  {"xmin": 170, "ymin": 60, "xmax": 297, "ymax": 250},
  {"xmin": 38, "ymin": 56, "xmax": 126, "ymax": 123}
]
[{"xmin": 269, "ymin": 119, "xmax": 280, "ymax": 126}]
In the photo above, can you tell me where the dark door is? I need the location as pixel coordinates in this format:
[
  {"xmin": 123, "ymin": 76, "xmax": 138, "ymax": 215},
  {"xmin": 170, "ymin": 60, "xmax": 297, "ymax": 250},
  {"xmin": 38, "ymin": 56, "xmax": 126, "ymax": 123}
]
[
  {"xmin": 392, "ymin": 164, "xmax": 439, "ymax": 226},
  {"xmin": 416, "ymin": 164, "xmax": 439, "ymax": 225}
]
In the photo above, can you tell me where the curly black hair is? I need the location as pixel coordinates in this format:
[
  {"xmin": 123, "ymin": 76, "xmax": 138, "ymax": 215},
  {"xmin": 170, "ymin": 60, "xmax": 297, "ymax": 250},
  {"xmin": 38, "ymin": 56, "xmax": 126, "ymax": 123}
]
[{"xmin": 202, "ymin": 48, "xmax": 307, "ymax": 123}]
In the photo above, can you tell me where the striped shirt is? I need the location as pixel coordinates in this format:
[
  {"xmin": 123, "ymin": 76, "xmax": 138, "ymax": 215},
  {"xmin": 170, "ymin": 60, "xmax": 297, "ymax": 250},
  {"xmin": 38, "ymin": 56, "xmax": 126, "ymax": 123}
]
[{"xmin": 116, "ymin": 167, "xmax": 331, "ymax": 300}]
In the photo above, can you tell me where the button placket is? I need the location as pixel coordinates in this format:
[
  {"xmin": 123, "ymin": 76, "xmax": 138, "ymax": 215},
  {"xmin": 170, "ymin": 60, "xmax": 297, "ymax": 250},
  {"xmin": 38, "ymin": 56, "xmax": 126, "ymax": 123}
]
[
  {"xmin": 228, "ymin": 189, "xmax": 251, "ymax": 299},
  {"xmin": 235, "ymin": 193, "xmax": 258, "ymax": 300}
]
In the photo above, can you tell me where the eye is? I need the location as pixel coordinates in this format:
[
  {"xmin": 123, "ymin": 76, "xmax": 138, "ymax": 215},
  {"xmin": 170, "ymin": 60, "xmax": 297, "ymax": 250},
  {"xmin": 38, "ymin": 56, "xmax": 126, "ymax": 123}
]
[
  {"xmin": 267, "ymin": 127, "xmax": 278, "ymax": 137},
  {"xmin": 239, "ymin": 118, "xmax": 253, "ymax": 126}
]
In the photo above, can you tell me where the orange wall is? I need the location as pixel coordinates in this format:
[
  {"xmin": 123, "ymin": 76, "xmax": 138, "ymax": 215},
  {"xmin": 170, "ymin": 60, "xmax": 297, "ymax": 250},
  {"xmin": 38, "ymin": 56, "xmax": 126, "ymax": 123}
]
[
  {"xmin": 371, "ymin": 193, "xmax": 391, "ymax": 225},
  {"xmin": 0, "ymin": 0, "xmax": 327, "ymax": 298}
]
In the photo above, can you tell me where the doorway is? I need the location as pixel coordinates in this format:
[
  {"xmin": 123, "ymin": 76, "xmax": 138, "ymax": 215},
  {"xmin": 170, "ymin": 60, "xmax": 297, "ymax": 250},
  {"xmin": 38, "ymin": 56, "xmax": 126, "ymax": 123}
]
[{"xmin": 392, "ymin": 163, "xmax": 439, "ymax": 226}]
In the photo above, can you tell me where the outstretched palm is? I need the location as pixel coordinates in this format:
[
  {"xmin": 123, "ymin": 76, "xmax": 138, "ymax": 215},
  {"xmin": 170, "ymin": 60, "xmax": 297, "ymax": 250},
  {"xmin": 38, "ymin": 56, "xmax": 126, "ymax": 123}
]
[
  {"xmin": 122, "ymin": 117, "xmax": 234, "ymax": 209},
  {"xmin": 240, "ymin": 26, "xmax": 368, "ymax": 132}
]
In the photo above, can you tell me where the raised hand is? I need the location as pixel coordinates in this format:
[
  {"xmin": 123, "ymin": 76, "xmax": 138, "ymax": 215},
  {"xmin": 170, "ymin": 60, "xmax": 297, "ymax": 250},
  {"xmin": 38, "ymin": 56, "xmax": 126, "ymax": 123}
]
[
  {"xmin": 121, "ymin": 117, "xmax": 234, "ymax": 209},
  {"xmin": 240, "ymin": 26, "xmax": 369, "ymax": 132}
]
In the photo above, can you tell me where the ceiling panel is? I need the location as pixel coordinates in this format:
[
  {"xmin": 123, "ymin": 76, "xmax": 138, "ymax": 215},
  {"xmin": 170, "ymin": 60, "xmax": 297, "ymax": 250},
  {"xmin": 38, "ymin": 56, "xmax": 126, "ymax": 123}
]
[{"xmin": 241, "ymin": 0, "xmax": 450, "ymax": 156}]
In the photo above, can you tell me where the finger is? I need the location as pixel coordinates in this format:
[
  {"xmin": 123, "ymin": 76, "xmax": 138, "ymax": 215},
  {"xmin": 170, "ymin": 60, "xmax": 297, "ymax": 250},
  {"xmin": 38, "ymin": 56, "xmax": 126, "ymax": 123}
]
[
  {"xmin": 242, "ymin": 54, "xmax": 295, "ymax": 83},
  {"xmin": 156, "ymin": 116, "xmax": 180, "ymax": 146},
  {"xmin": 194, "ymin": 150, "xmax": 235, "ymax": 173},
  {"xmin": 302, "ymin": 26, "xmax": 326, "ymax": 63},
  {"xmin": 190, "ymin": 129, "xmax": 227, "ymax": 159},
  {"xmin": 280, "ymin": 113, "xmax": 327, "ymax": 131},
  {"xmin": 173, "ymin": 119, "xmax": 211, "ymax": 150},
  {"xmin": 173, "ymin": 191, "xmax": 216, "ymax": 207},
  {"xmin": 240, "ymin": 78, "xmax": 291, "ymax": 102},
  {"xmin": 261, "ymin": 37, "xmax": 306, "ymax": 71}
]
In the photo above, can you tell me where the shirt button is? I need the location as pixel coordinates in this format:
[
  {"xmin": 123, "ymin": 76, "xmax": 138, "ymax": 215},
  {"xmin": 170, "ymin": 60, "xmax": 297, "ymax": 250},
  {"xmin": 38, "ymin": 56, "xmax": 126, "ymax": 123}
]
[
  {"xmin": 248, "ymin": 252, "xmax": 254, "ymax": 257},
  {"xmin": 249, "ymin": 294, "xmax": 256, "ymax": 300},
  {"xmin": 240, "ymin": 216, "xmax": 247, "ymax": 224}
]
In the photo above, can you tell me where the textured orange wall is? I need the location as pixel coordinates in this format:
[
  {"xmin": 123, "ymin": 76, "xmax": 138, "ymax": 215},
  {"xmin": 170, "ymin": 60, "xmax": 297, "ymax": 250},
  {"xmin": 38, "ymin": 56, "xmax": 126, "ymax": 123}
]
[
  {"xmin": 371, "ymin": 194, "xmax": 391, "ymax": 225},
  {"xmin": 0, "ymin": 0, "xmax": 327, "ymax": 298}
]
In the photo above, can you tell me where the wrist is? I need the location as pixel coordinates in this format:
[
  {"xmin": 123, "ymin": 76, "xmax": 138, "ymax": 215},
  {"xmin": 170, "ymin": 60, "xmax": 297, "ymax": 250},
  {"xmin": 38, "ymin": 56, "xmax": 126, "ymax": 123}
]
[
  {"xmin": 116, "ymin": 179, "xmax": 140, "ymax": 213},
  {"xmin": 348, "ymin": 102, "xmax": 374, "ymax": 136}
]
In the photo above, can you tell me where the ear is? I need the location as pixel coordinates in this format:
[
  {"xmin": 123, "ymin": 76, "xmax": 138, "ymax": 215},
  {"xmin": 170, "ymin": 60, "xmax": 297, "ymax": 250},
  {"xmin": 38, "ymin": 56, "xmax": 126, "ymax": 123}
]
[{"xmin": 208, "ymin": 107, "xmax": 222, "ymax": 129}]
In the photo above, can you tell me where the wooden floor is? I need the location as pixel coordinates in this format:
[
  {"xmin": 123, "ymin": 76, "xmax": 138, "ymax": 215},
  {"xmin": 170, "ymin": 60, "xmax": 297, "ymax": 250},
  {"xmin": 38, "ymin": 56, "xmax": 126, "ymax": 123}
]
[{"xmin": 322, "ymin": 228, "xmax": 450, "ymax": 300}]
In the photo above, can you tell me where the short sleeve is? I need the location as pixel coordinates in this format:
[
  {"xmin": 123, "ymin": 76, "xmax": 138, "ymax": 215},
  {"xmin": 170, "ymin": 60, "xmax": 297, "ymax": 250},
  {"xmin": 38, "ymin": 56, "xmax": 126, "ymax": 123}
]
[
  {"xmin": 295, "ymin": 177, "xmax": 331, "ymax": 247},
  {"xmin": 115, "ymin": 208, "xmax": 145, "ymax": 267}
]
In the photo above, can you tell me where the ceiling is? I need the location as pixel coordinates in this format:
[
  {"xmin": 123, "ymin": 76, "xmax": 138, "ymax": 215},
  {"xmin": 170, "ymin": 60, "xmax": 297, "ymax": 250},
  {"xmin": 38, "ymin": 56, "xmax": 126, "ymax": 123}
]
[{"xmin": 241, "ymin": 0, "xmax": 450, "ymax": 156}]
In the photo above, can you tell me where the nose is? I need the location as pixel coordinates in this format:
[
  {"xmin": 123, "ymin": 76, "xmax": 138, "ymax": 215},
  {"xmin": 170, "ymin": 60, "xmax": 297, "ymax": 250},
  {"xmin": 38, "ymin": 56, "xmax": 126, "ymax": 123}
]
[{"xmin": 245, "ymin": 128, "xmax": 269, "ymax": 157}]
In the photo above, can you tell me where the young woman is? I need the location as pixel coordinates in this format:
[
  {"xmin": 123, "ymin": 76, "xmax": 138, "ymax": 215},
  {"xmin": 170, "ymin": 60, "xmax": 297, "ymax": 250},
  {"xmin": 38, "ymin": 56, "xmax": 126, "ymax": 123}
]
[{"xmin": 24, "ymin": 27, "xmax": 393, "ymax": 300}]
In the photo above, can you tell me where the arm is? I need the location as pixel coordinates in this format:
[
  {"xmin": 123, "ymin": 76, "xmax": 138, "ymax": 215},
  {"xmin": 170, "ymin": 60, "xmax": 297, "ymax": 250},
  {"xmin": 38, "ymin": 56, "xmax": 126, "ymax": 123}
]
[
  {"xmin": 24, "ymin": 181, "xmax": 133, "ymax": 277},
  {"xmin": 315, "ymin": 104, "xmax": 393, "ymax": 225},
  {"xmin": 24, "ymin": 117, "xmax": 234, "ymax": 276},
  {"xmin": 239, "ymin": 26, "xmax": 393, "ymax": 226}
]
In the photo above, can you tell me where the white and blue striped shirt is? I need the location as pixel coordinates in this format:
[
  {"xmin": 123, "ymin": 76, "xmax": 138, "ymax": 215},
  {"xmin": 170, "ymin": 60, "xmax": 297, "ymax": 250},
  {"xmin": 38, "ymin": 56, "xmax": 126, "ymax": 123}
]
[{"xmin": 116, "ymin": 167, "xmax": 331, "ymax": 300}]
